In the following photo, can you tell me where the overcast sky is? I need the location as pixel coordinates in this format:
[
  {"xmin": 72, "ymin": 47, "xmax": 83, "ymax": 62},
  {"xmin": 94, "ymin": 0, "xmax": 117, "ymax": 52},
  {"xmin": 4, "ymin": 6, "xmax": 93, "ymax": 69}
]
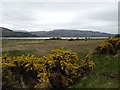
[{"xmin": 0, "ymin": 1, "xmax": 118, "ymax": 34}]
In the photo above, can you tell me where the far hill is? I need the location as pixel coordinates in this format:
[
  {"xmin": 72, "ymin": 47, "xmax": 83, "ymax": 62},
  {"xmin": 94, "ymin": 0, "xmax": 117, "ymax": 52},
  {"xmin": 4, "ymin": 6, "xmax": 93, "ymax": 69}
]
[
  {"xmin": 0, "ymin": 27, "xmax": 37, "ymax": 37},
  {"xmin": 31, "ymin": 29, "xmax": 114, "ymax": 37}
]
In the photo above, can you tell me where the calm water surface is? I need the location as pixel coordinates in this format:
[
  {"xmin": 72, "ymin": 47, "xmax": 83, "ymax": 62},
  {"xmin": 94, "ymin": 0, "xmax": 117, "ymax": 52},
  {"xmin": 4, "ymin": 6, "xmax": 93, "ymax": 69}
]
[{"xmin": 1, "ymin": 37, "xmax": 108, "ymax": 40}]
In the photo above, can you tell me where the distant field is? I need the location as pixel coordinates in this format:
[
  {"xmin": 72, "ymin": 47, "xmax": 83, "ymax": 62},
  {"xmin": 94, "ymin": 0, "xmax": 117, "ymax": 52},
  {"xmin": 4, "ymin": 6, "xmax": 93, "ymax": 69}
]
[
  {"xmin": 2, "ymin": 39, "xmax": 104, "ymax": 56},
  {"xmin": 2, "ymin": 39, "xmax": 119, "ymax": 88}
]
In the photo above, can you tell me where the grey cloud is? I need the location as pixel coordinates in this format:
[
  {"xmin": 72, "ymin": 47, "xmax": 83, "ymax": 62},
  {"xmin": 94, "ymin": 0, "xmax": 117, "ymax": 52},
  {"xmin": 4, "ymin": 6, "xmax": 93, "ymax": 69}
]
[{"xmin": 1, "ymin": 2, "xmax": 118, "ymax": 34}]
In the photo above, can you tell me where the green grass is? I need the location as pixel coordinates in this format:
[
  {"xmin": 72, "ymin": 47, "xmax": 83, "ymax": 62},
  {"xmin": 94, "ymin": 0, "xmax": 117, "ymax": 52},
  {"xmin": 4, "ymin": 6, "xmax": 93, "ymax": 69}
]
[
  {"xmin": 2, "ymin": 50, "xmax": 41, "ymax": 57},
  {"xmin": 2, "ymin": 39, "xmax": 119, "ymax": 88},
  {"xmin": 70, "ymin": 54, "xmax": 118, "ymax": 88}
]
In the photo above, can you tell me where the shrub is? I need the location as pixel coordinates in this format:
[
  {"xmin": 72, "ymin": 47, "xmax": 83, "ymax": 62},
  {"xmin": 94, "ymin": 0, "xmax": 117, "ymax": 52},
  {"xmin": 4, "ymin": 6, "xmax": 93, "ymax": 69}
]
[
  {"xmin": 2, "ymin": 54, "xmax": 47, "ymax": 88},
  {"xmin": 2, "ymin": 48, "xmax": 96, "ymax": 89},
  {"xmin": 68, "ymin": 38, "xmax": 75, "ymax": 41},
  {"xmin": 49, "ymin": 37, "xmax": 62, "ymax": 40},
  {"xmin": 76, "ymin": 37, "xmax": 80, "ymax": 40},
  {"xmin": 79, "ymin": 53, "xmax": 96, "ymax": 76},
  {"xmin": 40, "ymin": 48, "xmax": 80, "ymax": 88},
  {"xmin": 96, "ymin": 37, "xmax": 120, "ymax": 55},
  {"xmin": 68, "ymin": 38, "xmax": 81, "ymax": 41}
]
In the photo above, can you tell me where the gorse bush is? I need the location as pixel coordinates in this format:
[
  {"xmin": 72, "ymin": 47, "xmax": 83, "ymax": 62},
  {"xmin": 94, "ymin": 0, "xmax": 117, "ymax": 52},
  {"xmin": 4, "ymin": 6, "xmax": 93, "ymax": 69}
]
[
  {"xmin": 79, "ymin": 53, "xmax": 96, "ymax": 76},
  {"xmin": 41, "ymin": 48, "xmax": 80, "ymax": 88},
  {"xmin": 2, "ymin": 54, "xmax": 47, "ymax": 88},
  {"xmin": 96, "ymin": 37, "xmax": 120, "ymax": 55},
  {"xmin": 2, "ymin": 48, "xmax": 96, "ymax": 89}
]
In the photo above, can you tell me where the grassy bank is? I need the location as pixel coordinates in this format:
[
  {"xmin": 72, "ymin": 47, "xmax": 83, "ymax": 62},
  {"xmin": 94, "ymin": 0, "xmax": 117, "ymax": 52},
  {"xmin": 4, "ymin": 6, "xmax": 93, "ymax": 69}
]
[{"xmin": 2, "ymin": 39, "xmax": 119, "ymax": 88}]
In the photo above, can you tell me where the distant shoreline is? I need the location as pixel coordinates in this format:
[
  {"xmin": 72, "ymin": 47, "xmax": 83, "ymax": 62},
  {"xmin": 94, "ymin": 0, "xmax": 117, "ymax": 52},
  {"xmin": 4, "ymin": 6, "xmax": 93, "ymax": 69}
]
[{"xmin": 1, "ymin": 37, "xmax": 108, "ymax": 40}]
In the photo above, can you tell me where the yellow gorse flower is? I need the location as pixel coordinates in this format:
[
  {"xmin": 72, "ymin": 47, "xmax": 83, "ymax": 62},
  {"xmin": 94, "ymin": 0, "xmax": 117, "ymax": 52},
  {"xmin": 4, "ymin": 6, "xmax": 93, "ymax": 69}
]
[
  {"xmin": 2, "ymin": 47, "xmax": 96, "ymax": 88},
  {"xmin": 96, "ymin": 37, "xmax": 120, "ymax": 55}
]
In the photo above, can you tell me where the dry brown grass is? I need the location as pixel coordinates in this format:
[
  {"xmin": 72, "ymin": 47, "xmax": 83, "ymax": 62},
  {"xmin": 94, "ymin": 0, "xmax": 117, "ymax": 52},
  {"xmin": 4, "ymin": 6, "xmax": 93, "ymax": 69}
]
[{"xmin": 2, "ymin": 39, "xmax": 104, "ymax": 56}]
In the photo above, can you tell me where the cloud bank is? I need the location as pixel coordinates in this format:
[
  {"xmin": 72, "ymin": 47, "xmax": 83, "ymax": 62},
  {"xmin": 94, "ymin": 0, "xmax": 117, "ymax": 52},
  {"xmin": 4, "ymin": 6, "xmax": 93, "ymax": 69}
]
[{"xmin": 0, "ymin": 2, "xmax": 118, "ymax": 34}]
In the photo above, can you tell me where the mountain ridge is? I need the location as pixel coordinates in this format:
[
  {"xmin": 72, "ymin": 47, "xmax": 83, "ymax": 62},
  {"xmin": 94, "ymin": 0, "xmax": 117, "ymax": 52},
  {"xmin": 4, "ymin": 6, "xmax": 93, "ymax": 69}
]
[
  {"xmin": 0, "ymin": 27, "xmax": 37, "ymax": 37},
  {"xmin": 0, "ymin": 27, "xmax": 115, "ymax": 37},
  {"xmin": 31, "ymin": 29, "xmax": 114, "ymax": 37}
]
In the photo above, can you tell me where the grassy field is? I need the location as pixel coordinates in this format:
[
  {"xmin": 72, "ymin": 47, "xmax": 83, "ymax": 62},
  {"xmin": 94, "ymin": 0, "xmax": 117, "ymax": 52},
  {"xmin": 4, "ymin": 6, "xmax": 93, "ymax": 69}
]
[
  {"xmin": 2, "ymin": 39, "xmax": 104, "ymax": 56},
  {"xmin": 2, "ymin": 39, "xmax": 119, "ymax": 88}
]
